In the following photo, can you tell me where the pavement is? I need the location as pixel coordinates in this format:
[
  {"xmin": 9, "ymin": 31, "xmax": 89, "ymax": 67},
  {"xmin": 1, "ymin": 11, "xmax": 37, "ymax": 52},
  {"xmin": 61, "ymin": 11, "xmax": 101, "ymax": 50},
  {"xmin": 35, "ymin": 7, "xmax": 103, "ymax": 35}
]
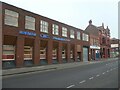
[
  {"xmin": 2, "ymin": 58, "xmax": 118, "ymax": 88},
  {"xmin": 2, "ymin": 58, "xmax": 118, "ymax": 76}
]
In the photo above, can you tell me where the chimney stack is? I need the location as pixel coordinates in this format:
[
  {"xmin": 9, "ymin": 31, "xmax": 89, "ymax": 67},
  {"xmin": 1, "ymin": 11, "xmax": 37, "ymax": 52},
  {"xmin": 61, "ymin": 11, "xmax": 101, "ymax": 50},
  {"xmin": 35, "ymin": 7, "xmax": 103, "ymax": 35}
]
[
  {"xmin": 89, "ymin": 20, "xmax": 92, "ymax": 25},
  {"xmin": 102, "ymin": 23, "xmax": 104, "ymax": 28}
]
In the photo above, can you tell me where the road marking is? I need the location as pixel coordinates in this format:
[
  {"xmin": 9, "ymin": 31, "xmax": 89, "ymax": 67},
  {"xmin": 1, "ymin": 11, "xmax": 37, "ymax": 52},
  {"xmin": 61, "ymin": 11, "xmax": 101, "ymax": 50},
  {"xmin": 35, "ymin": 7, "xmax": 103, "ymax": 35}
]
[
  {"xmin": 79, "ymin": 80, "xmax": 86, "ymax": 84},
  {"xmin": 89, "ymin": 77, "xmax": 94, "ymax": 80},
  {"xmin": 102, "ymin": 72, "xmax": 105, "ymax": 74},
  {"xmin": 107, "ymin": 70, "xmax": 109, "ymax": 72},
  {"xmin": 106, "ymin": 64, "xmax": 108, "ymax": 65},
  {"xmin": 96, "ymin": 74, "xmax": 100, "ymax": 77},
  {"xmin": 67, "ymin": 85, "xmax": 75, "ymax": 88}
]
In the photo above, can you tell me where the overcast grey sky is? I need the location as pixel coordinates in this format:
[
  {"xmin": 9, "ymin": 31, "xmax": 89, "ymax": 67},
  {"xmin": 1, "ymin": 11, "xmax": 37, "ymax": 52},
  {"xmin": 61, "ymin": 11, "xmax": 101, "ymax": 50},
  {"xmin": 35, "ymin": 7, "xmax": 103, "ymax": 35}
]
[{"xmin": 1, "ymin": 0, "xmax": 118, "ymax": 38}]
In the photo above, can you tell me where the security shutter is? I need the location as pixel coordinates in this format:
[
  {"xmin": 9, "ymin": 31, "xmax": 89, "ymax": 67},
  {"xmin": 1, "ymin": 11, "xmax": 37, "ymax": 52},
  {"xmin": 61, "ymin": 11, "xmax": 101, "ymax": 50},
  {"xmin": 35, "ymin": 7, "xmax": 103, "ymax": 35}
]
[{"xmin": 83, "ymin": 47, "xmax": 88, "ymax": 61}]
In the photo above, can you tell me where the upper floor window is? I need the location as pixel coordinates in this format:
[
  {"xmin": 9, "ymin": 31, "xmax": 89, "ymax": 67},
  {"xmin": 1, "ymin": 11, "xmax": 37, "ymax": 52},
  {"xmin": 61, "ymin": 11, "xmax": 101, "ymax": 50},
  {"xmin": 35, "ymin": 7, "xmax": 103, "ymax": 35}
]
[
  {"xmin": 52, "ymin": 24, "xmax": 59, "ymax": 35},
  {"xmin": 82, "ymin": 33, "xmax": 89, "ymax": 41},
  {"xmin": 25, "ymin": 16, "xmax": 35, "ymax": 30},
  {"xmin": 96, "ymin": 39, "xmax": 99, "ymax": 46},
  {"xmin": 93, "ymin": 39, "xmax": 99, "ymax": 46},
  {"xmin": 93, "ymin": 39, "xmax": 96, "ymax": 45},
  {"xmin": 62, "ymin": 27, "xmax": 67, "ymax": 37},
  {"xmin": 40, "ymin": 20, "xmax": 48, "ymax": 33},
  {"xmin": 102, "ymin": 37, "xmax": 106, "ymax": 44},
  {"xmin": 4, "ymin": 9, "xmax": 19, "ymax": 27},
  {"xmin": 90, "ymin": 38, "xmax": 93, "ymax": 45},
  {"xmin": 70, "ymin": 30, "xmax": 75, "ymax": 38},
  {"xmin": 77, "ymin": 31, "xmax": 81, "ymax": 40}
]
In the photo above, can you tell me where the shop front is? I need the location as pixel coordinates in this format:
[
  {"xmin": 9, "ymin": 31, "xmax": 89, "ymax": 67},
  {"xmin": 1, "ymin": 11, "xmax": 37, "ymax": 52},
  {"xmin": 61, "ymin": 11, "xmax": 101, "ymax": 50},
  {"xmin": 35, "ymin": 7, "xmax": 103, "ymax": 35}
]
[
  {"xmin": 52, "ymin": 42, "xmax": 59, "ymax": 64},
  {"xmin": 40, "ymin": 40, "xmax": 48, "ymax": 65},
  {"xmin": 24, "ymin": 38, "xmax": 34, "ymax": 66},
  {"xmin": 90, "ymin": 46, "xmax": 100, "ymax": 60},
  {"xmin": 62, "ymin": 43, "xmax": 67, "ymax": 63},
  {"xmin": 2, "ymin": 35, "xmax": 17, "ymax": 69}
]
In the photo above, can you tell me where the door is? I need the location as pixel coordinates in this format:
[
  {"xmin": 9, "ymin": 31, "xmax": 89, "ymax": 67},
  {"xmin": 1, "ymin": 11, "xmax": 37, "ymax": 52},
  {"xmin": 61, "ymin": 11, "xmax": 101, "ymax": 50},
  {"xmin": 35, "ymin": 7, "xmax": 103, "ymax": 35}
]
[
  {"xmin": 96, "ymin": 50, "xmax": 99, "ymax": 58},
  {"xmin": 83, "ymin": 47, "xmax": 88, "ymax": 62},
  {"xmin": 77, "ymin": 52, "xmax": 81, "ymax": 61}
]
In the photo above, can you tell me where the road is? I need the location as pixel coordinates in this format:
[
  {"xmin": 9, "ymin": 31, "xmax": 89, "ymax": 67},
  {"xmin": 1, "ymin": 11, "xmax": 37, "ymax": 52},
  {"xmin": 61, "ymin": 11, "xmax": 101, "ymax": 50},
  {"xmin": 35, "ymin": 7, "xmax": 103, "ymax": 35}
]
[{"xmin": 2, "ymin": 59, "xmax": 118, "ymax": 88}]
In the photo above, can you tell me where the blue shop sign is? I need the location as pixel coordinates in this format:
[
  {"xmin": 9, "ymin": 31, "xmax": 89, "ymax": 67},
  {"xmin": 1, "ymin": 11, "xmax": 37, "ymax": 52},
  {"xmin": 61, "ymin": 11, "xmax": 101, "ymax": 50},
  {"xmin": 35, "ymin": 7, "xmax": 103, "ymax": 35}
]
[
  {"xmin": 40, "ymin": 34, "xmax": 50, "ymax": 38},
  {"xmin": 53, "ymin": 36, "xmax": 70, "ymax": 41},
  {"xmin": 40, "ymin": 34, "xmax": 70, "ymax": 41},
  {"xmin": 19, "ymin": 31, "xmax": 36, "ymax": 36},
  {"xmin": 53, "ymin": 36, "xmax": 65, "ymax": 41}
]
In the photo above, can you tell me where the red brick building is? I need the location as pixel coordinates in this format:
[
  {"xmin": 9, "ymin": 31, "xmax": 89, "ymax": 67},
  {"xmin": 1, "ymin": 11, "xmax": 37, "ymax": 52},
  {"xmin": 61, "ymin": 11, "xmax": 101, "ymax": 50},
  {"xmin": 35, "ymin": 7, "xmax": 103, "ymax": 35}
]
[
  {"xmin": 85, "ymin": 20, "xmax": 110, "ymax": 60},
  {"xmin": 98, "ymin": 23, "xmax": 111, "ymax": 58},
  {"xmin": 1, "ymin": 2, "xmax": 90, "ymax": 69}
]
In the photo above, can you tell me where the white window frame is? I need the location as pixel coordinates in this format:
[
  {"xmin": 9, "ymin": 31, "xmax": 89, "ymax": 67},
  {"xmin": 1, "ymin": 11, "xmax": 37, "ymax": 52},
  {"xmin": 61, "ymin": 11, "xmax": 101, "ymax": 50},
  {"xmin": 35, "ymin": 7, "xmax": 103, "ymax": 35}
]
[
  {"xmin": 83, "ymin": 33, "xmax": 89, "ymax": 41},
  {"xmin": 25, "ymin": 16, "xmax": 35, "ymax": 30},
  {"xmin": 77, "ymin": 31, "xmax": 81, "ymax": 40},
  {"xmin": 62, "ymin": 27, "xmax": 67, "ymax": 37},
  {"xmin": 4, "ymin": 9, "xmax": 19, "ymax": 27},
  {"xmin": 40, "ymin": 20, "xmax": 48, "ymax": 33},
  {"xmin": 70, "ymin": 30, "xmax": 75, "ymax": 39},
  {"xmin": 52, "ymin": 24, "xmax": 59, "ymax": 35}
]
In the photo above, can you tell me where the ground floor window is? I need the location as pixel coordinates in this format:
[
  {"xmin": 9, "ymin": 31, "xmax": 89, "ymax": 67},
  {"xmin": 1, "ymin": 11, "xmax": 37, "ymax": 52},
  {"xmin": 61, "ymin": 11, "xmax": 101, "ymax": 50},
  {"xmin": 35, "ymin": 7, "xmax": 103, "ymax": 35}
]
[
  {"xmin": 24, "ymin": 46, "xmax": 33, "ymax": 60},
  {"xmin": 70, "ymin": 50, "xmax": 73, "ymax": 58},
  {"xmin": 2, "ymin": 45, "xmax": 15, "ymax": 61},
  {"xmin": 52, "ymin": 49, "xmax": 57, "ymax": 59},
  {"xmin": 77, "ymin": 52, "xmax": 81, "ymax": 61},
  {"xmin": 62, "ymin": 49, "xmax": 66, "ymax": 59},
  {"xmin": 40, "ymin": 47, "xmax": 46, "ymax": 59}
]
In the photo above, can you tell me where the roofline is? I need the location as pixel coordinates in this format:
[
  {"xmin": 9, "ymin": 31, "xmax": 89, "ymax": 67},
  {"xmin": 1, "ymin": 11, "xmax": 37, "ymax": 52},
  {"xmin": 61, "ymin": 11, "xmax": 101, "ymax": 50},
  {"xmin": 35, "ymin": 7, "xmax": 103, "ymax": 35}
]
[{"xmin": 1, "ymin": 1, "xmax": 83, "ymax": 31}]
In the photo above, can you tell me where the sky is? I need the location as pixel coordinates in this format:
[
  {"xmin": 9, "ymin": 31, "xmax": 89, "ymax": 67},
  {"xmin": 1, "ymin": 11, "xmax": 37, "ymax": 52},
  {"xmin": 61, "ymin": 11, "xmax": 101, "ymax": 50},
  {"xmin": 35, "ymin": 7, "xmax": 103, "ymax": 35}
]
[{"xmin": 1, "ymin": 0, "xmax": 119, "ymax": 38}]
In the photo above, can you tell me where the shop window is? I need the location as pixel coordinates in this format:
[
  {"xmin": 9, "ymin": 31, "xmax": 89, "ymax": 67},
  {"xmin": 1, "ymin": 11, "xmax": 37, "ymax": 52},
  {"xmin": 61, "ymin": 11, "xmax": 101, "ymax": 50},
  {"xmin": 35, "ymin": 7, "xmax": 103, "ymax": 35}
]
[
  {"xmin": 2, "ymin": 45, "xmax": 15, "ymax": 60},
  {"xmin": 24, "ymin": 46, "xmax": 33, "ymax": 60},
  {"xmin": 4, "ymin": 9, "xmax": 19, "ymax": 27},
  {"xmin": 62, "ymin": 51, "xmax": 65, "ymax": 54},
  {"xmin": 52, "ymin": 49, "xmax": 57, "ymax": 59},
  {"xmin": 52, "ymin": 24, "xmax": 59, "ymax": 35},
  {"xmin": 62, "ymin": 50, "xmax": 66, "ymax": 58},
  {"xmin": 40, "ymin": 47, "xmax": 46, "ymax": 59},
  {"xmin": 62, "ymin": 27, "xmax": 67, "ymax": 37},
  {"xmin": 25, "ymin": 16, "xmax": 35, "ymax": 30},
  {"xmin": 70, "ymin": 50, "xmax": 73, "ymax": 58},
  {"xmin": 40, "ymin": 20, "xmax": 48, "ymax": 33},
  {"xmin": 40, "ymin": 52, "xmax": 44, "ymax": 54}
]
